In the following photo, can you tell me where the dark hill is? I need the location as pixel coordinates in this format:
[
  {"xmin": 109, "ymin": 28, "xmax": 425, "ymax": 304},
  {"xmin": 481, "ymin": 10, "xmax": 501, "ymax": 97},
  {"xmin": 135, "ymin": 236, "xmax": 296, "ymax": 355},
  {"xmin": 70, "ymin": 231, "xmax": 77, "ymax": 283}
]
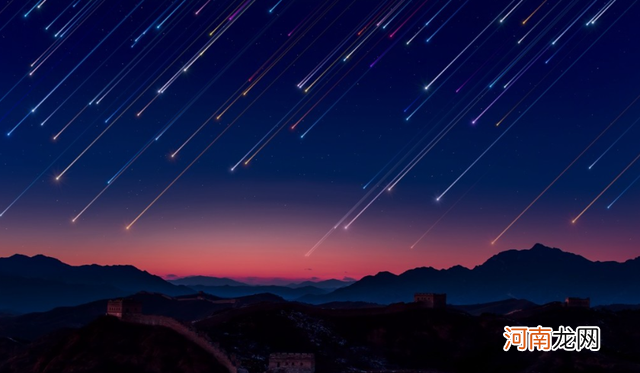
[
  {"xmin": 0, "ymin": 316, "xmax": 228, "ymax": 373},
  {"xmin": 0, "ymin": 274, "xmax": 124, "ymax": 315},
  {"xmin": 0, "ymin": 291, "xmax": 285, "ymax": 340}
]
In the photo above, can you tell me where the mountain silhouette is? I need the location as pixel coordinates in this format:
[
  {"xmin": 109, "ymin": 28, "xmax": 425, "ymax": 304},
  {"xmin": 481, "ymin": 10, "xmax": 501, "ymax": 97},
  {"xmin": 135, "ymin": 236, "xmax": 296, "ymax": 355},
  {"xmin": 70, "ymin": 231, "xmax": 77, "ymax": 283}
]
[
  {"xmin": 169, "ymin": 276, "xmax": 248, "ymax": 287},
  {"xmin": 0, "ymin": 254, "xmax": 191, "ymax": 314},
  {"xmin": 185, "ymin": 284, "xmax": 330, "ymax": 300},
  {"xmin": 285, "ymin": 279, "xmax": 354, "ymax": 289},
  {"xmin": 168, "ymin": 277, "xmax": 354, "ymax": 299},
  {"xmin": 299, "ymin": 243, "xmax": 640, "ymax": 306}
]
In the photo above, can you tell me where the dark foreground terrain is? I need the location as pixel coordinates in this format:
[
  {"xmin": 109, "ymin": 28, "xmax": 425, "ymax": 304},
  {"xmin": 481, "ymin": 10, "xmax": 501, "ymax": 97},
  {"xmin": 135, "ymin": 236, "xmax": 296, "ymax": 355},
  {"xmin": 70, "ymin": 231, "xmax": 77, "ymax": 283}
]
[
  {"xmin": 196, "ymin": 302, "xmax": 640, "ymax": 372},
  {"xmin": 1, "ymin": 297, "xmax": 640, "ymax": 373},
  {"xmin": 0, "ymin": 316, "xmax": 227, "ymax": 373}
]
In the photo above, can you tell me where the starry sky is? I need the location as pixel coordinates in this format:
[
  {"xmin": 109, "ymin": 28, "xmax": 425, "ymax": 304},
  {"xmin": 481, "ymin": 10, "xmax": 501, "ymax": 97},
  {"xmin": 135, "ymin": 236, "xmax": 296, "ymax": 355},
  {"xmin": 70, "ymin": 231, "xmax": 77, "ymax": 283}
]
[{"xmin": 1, "ymin": 0, "xmax": 639, "ymax": 281}]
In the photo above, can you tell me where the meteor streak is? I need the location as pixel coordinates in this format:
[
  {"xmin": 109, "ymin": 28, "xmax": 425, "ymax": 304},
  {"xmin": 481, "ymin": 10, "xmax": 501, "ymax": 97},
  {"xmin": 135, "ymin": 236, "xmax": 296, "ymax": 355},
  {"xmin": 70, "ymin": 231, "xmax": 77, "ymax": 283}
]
[
  {"xmin": 552, "ymin": 0, "xmax": 598, "ymax": 45},
  {"xmin": 242, "ymin": 34, "xmax": 359, "ymax": 164},
  {"xmin": 406, "ymin": 0, "xmax": 452, "ymax": 45},
  {"xmin": 589, "ymin": 117, "xmax": 638, "ymax": 170},
  {"xmin": 572, "ymin": 149, "xmax": 640, "ymax": 224},
  {"xmin": 588, "ymin": 0, "xmax": 616, "ymax": 25},
  {"xmin": 424, "ymin": 0, "xmax": 515, "ymax": 90},
  {"xmin": 472, "ymin": 45, "xmax": 550, "ymax": 125},
  {"xmin": 607, "ymin": 173, "xmax": 640, "ymax": 209},
  {"xmin": 389, "ymin": 0, "xmax": 429, "ymax": 38},
  {"xmin": 294, "ymin": 0, "xmax": 363, "ymax": 89},
  {"xmin": 499, "ymin": 0, "xmax": 524, "ymax": 23},
  {"xmin": 518, "ymin": 0, "xmax": 564, "ymax": 44},
  {"xmin": 302, "ymin": 69, "xmax": 371, "ymax": 138},
  {"xmin": 425, "ymin": 0, "xmax": 468, "ymax": 43},
  {"xmin": 377, "ymin": 0, "xmax": 408, "ymax": 27},
  {"xmin": 381, "ymin": 0, "xmax": 413, "ymax": 30},
  {"xmin": 24, "ymin": 0, "xmax": 44, "ymax": 18},
  {"xmin": 196, "ymin": 0, "xmax": 211, "ymax": 15},
  {"xmin": 0, "ymin": 1, "xmax": 30, "ymax": 33},
  {"xmin": 408, "ymin": 26, "xmax": 506, "ymax": 120},
  {"xmin": 456, "ymin": 42, "xmax": 506, "ymax": 93},
  {"xmin": 0, "ymin": 1, "xmax": 14, "ymax": 19},
  {"xmin": 127, "ymin": 118, "xmax": 238, "ymax": 230},
  {"xmin": 2, "ymin": 117, "xmax": 96, "ymax": 217},
  {"xmin": 156, "ymin": 0, "xmax": 186, "ymax": 29},
  {"xmin": 268, "ymin": 0, "xmax": 282, "ymax": 14},
  {"xmin": 411, "ymin": 176, "xmax": 481, "ymax": 249},
  {"xmin": 522, "ymin": 0, "xmax": 547, "ymax": 25},
  {"xmin": 231, "ymin": 95, "xmax": 313, "ymax": 171},
  {"xmin": 55, "ymin": 0, "xmax": 99, "ymax": 38},
  {"xmin": 306, "ymin": 180, "xmax": 393, "ymax": 256},
  {"xmin": 229, "ymin": 0, "xmax": 251, "ymax": 21},
  {"xmin": 45, "ymin": 0, "xmax": 76, "ymax": 31},
  {"xmin": 53, "ymin": 106, "xmax": 88, "ymax": 140}
]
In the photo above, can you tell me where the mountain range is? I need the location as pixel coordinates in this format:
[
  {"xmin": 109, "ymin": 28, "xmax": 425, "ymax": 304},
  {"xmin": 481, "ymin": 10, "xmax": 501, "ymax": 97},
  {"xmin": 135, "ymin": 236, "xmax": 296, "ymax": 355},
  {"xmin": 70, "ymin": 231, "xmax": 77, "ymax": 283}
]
[
  {"xmin": 169, "ymin": 276, "xmax": 354, "ymax": 289},
  {"xmin": 300, "ymin": 243, "xmax": 640, "ymax": 306},
  {"xmin": 2, "ymin": 243, "xmax": 640, "ymax": 314}
]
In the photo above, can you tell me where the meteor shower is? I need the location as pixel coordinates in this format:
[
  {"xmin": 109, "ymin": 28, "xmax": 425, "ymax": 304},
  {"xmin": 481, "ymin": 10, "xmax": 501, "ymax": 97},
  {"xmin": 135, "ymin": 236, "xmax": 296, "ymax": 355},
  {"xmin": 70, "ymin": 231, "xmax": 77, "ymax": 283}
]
[{"xmin": 1, "ymin": 1, "xmax": 640, "ymax": 372}]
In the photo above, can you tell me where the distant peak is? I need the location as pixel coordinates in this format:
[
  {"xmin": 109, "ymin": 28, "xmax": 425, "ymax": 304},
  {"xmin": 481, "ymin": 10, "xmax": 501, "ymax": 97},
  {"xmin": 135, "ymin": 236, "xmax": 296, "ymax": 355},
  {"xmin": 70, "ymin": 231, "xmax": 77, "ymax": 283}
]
[
  {"xmin": 477, "ymin": 243, "xmax": 592, "ymax": 272},
  {"xmin": 376, "ymin": 271, "xmax": 396, "ymax": 277},
  {"xmin": 6, "ymin": 253, "xmax": 63, "ymax": 263},
  {"xmin": 32, "ymin": 254, "xmax": 63, "ymax": 261},
  {"xmin": 364, "ymin": 271, "xmax": 397, "ymax": 281},
  {"xmin": 530, "ymin": 243, "xmax": 557, "ymax": 251}
]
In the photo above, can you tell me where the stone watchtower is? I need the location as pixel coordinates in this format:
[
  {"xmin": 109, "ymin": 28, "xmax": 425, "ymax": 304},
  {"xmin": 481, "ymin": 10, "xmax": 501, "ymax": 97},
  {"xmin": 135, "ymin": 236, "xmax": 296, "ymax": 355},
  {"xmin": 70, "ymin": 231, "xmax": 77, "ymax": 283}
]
[
  {"xmin": 267, "ymin": 353, "xmax": 315, "ymax": 373},
  {"xmin": 414, "ymin": 293, "xmax": 446, "ymax": 308},
  {"xmin": 107, "ymin": 298, "xmax": 142, "ymax": 318},
  {"xmin": 564, "ymin": 297, "xmax": 590, "ymax": 308}
]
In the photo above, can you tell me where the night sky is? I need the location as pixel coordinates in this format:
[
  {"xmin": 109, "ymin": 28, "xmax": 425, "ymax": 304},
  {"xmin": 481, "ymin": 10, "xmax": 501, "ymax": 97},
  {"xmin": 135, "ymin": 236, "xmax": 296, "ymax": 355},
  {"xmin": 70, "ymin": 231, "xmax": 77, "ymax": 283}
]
[{"xmin": 1, "ymin": 0, "xmax": 639, "ymax": 281}]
